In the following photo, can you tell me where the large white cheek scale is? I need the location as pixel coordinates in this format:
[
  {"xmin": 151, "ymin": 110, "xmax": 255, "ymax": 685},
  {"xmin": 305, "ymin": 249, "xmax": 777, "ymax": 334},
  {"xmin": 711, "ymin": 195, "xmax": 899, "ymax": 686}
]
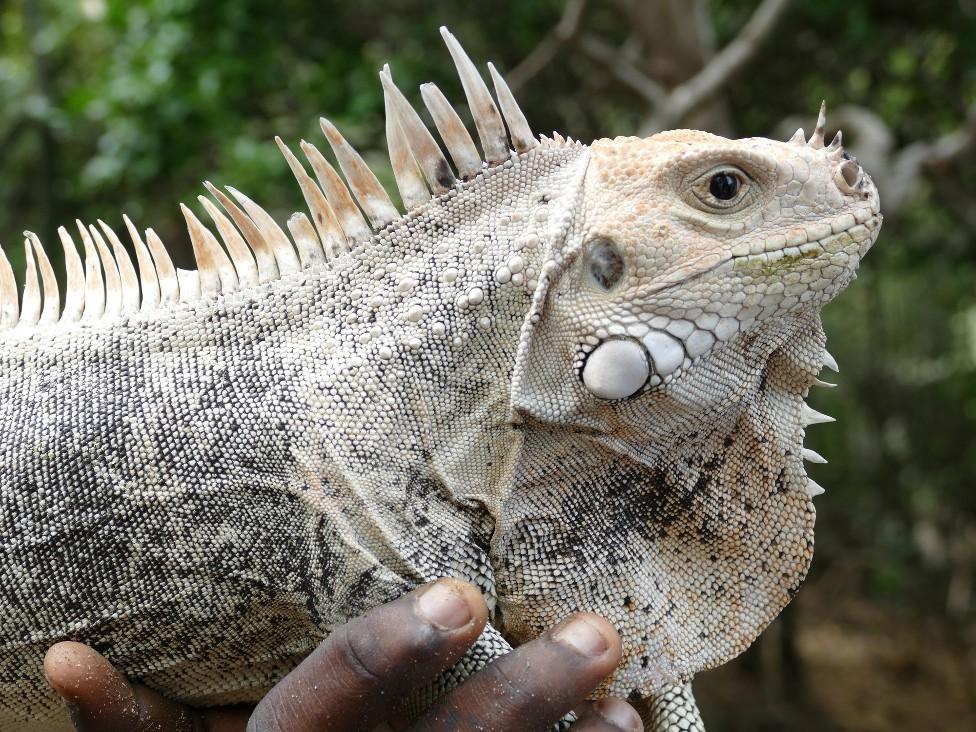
[{"xmin": 582, "ymin": 338, "xmax": 649, "ymax": 400}]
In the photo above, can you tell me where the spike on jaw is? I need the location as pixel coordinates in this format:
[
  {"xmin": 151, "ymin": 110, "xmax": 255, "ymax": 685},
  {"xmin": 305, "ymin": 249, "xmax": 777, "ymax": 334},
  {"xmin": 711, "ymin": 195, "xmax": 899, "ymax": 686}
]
[
  {"xmin": 802, "ymin": 447, "xmax": 828, "ymax": 464},
  {"xmin": 788, "ymin": 127, "xmax": 806, "ymax": 145},
  {"xmin": 805, "ymin": 478, "xmax": 826, "ymax": 498},
  {"xmin": 801, "ymin": 403, "xmax": 835, "ymax": 425},
  {"xmin": 822, "ymin": 350, "xmax": 839, "ymax": 373},
  {"xmin": 809, "ymin": 101, "xmax": 827, "ymax": 149}
]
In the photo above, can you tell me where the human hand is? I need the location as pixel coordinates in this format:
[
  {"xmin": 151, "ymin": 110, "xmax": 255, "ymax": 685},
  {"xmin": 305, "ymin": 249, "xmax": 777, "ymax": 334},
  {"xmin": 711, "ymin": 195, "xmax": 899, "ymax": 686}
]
[{"xmin": 44, "ymin": 578, "xmax": 642, "ymax": 731}]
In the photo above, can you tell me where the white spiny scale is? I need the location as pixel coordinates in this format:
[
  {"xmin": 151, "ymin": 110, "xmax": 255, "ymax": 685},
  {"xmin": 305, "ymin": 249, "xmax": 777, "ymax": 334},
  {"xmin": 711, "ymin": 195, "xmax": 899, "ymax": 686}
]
[
  {"xmin": 788, "ymin": 127, "xmax": 806, "ymax": 144},
  {"xmin": 487, "ymin": 62, "xmax": 537, "ymax": 154},
  {"xmin": 801, "ymin": 403, "xmax": 835, "ymax": 425},
  {"xmin": 802, "ymin": 448, "xmax": 827, "ymax": 464},
  {"xmin": 286, "ymin": 212, "xmax": 325, "ymax": 268},
  {"xmin": 821, "ymin": 350, "xmax": 839, "ymax": 372},
  {"xmin": 274, "ymin": 138, "xmax": 346, "ymax": 261},
  {"xmin": 300, "ymin": 141, "xmax": 371, "ymax": 244},
  {"xmin": 98, "ymin": 220, "xmax": 141, "ymax": 315},
  {"xmin": 145, "ymin": 228, "xmax": 180, "ymax": 305},
  {"xmin": 420, "ymin": 82, "xmax": 482, "ymax": 179},
  {"xmin": 0, "ymin": 243, "xmax": 18, "ymax": 329},
  {"xmin": 439, "ymin": 26, "xmax": 509, "ymax": 164},
  {"xmin": 25, "ymin": 232, "xmax": 59, "ymax": 325},
  {"xmin": 197, "ymin": 196, "xmax": 259, "ymax": 287},
  {"xmin": 226, "ymin": 187, "xmax": 301, "ymax": 275},
  {"xmin": 181, "ymin": 204, "xmax": 238, "ymax": 295},
  {"xmin": 18, "ymin": 240, "xmax": 41, "ymax": 328},
  {"xmin": 808, "ymin": 101, "xmax": 827, "ymax": 149},
  {"xmin": 379, "ymin": 67, "xmax": 454, "ymax": 195},
  {"xmin": 57, "ymin": 226, "xmax": 86, "ymax": 323},
  {"xmin": 86, "ymin": 223, "xmax": 123, "ymax": 319},
  {"xmin": 385, "ymin": 86, "xmax": 431, "ymax": 210},
  {"xmin": 805, "ymin": 478, "xmax": 826, "ymax": 497},
  {"xmin": 78, "ymin": 221, "xmax": 105, "ymax": 323},
  {"xmin": 319, "ymin": 118, "xmax": 399, "ymax": 228},
  {"xmin": 813, "ymin": 378, "xmax": 837, "ymax": 388},
  {"xmin": 204, "ymin": 182, "xmax": 279, "ymax": 283}
]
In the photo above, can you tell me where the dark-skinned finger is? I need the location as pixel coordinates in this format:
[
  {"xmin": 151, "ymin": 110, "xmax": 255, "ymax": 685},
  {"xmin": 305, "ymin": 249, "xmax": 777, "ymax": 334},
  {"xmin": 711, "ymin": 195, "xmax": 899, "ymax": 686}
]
[
  {"xmin": 410, "ymin": 612, "xmax": 623, "ymax": 732},
  {"xmin": 247, "ymin": 577, "xmax": 488, "ymax": 732},
  {"xmin": 44, "ymin": 641, "xmax": 252, "ymax": 732},
  {"xmin": 573, "ymin": 698, "xmax": 644, "ymax": 732}
]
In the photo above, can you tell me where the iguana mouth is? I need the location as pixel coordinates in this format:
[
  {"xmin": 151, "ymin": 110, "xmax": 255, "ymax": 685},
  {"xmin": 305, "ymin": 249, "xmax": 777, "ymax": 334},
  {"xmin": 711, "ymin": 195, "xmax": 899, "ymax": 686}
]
[{"xmin": 730, "ymin": 212, "xmax": 882, "ymax": 266}]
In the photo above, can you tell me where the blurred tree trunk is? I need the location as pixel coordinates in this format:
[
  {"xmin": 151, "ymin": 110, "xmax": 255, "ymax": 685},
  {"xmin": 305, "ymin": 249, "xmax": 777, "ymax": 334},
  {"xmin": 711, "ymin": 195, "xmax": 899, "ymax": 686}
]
[{"xmin": 610, "ymin": 0, "xmax": 733, "ymax": 135}]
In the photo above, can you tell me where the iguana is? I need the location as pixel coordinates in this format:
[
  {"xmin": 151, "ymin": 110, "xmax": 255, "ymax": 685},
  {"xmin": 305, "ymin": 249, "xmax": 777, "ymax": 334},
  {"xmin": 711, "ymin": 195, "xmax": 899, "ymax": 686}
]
[{"xmin": 0, "ymin": 27, "xmax": 881, "ymax": 732}]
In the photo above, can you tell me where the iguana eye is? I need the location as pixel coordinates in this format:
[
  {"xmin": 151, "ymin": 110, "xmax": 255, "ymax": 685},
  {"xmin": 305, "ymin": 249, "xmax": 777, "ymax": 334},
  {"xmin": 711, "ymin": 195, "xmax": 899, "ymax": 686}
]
[
  {"xmin": 710, "ymin": 172, "xmax": 739, "ymax": 200},
  {"xmin": 585, "ymin": 239, "xmax": 625, "ymax": 291},
  {"xmin": 692, "ymin": 165, "xmax": 751, "ymax": 210}
]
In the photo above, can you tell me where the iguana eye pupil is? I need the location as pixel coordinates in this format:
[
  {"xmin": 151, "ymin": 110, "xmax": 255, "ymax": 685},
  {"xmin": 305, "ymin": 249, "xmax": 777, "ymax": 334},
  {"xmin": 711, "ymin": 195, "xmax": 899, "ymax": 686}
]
[
  {"xmin": 709, "ymin": 172, "xmax": 739, "ymax": 200},
  {"xmin": 587, "ymin": 239, "xmax": 625, "ymax": 290}
]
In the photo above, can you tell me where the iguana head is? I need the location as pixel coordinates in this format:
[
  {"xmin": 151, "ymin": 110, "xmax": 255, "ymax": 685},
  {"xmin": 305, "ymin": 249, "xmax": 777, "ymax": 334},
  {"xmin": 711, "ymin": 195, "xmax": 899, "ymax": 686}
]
[{"xmin": 503, "ymin": 108, "xmax": 881, "ymax": 695}]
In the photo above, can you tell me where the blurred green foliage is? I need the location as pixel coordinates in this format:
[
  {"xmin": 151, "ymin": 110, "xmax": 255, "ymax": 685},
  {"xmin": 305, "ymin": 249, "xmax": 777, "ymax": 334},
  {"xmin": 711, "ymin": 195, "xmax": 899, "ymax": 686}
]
[{"xmin": 1, "ymin": 0, "xmax": 974, "ymax": 726}]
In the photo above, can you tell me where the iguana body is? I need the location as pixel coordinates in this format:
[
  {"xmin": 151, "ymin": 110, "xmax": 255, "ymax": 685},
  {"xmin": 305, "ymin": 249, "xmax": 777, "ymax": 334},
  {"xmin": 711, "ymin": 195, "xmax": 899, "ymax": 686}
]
[{"xmin": 0, "ymin": 29, "xmax": 881, "ymax": 731}]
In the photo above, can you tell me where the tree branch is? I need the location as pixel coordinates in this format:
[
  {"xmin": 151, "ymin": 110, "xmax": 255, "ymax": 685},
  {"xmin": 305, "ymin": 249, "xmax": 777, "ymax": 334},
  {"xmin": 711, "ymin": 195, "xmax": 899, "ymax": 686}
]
[
  {"xmin": 577, "ymin": 33, "xmax": 669, "ymax": 108},
  {"xmin": 508, "ymin": 0, "xmax": 589, "ymax": 90},
  {"xmin": 664, "ymin": 0, "xmax": 792, "ymax": 125},
  {"xmin": 575, "ymin": 0, "xmax": 791, "ymax": 131}
]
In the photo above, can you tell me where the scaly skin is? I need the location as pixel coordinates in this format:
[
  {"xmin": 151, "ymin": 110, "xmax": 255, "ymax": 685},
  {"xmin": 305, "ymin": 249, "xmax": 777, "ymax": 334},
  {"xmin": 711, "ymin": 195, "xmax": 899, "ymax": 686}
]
[{"xmin": 0, "ymin": 29, "xmax": 880, "ymax": 732}]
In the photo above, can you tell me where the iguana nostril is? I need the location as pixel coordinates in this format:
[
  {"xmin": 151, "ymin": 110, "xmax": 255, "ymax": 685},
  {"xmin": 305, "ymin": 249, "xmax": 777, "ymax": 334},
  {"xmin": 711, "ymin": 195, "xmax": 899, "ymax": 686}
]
[
  {"xmin": 582, "ymin": 338, "xmax": 649, "ymax": 400},
  {"xmin": 840, "ymin": 159, "xmax": 860, "ymax": 187}
]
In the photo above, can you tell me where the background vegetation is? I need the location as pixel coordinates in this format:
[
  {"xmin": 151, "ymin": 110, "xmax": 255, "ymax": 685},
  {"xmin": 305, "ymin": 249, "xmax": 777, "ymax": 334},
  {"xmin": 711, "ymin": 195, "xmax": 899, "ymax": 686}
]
[{"xmin": 1, "ymin": 0, "xmax": 974, "ymax": 729}]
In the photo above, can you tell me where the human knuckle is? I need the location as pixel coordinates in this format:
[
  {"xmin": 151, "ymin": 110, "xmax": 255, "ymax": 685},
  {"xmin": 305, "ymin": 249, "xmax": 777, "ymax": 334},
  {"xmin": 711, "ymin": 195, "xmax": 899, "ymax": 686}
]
[{"xmin": 333, "ymin": 626, "xmax": 390, "ymax": 686}]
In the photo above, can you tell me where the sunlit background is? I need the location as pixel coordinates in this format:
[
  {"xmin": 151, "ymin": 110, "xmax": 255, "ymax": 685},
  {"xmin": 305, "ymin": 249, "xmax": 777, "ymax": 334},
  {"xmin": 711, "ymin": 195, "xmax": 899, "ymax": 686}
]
[{"xmin": 1, "ymin": 1, "xmax": 974, "ymax": 729}]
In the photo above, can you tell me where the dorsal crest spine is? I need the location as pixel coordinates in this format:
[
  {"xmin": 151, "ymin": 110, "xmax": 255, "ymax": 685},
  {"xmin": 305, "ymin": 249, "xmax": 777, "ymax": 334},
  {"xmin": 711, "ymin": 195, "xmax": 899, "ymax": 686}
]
[{"xmin": 0, "ymin": 27, "xmax": 543, "ymax": 335}]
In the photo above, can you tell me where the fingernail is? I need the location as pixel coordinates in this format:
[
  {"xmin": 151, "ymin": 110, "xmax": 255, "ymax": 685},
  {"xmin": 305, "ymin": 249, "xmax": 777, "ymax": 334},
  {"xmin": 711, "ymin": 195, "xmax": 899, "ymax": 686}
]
[
  {"xmin": 553, "ymin": 616, "xmax": 610, "ymax": 657},
  {"xmin": 593, "ymin": 698, "xmax": 643, "ymax": 731},
  {"xmin": 417, "ymin": 580, "xmax": 473, "ymax": 630}
]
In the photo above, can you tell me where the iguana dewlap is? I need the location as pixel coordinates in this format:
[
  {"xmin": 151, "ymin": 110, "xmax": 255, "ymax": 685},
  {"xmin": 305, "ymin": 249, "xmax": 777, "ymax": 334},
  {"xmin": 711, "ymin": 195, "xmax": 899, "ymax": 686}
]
[{"xmin": 0, "ymin": 28, "xmax": 881, "ymax": 732}]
